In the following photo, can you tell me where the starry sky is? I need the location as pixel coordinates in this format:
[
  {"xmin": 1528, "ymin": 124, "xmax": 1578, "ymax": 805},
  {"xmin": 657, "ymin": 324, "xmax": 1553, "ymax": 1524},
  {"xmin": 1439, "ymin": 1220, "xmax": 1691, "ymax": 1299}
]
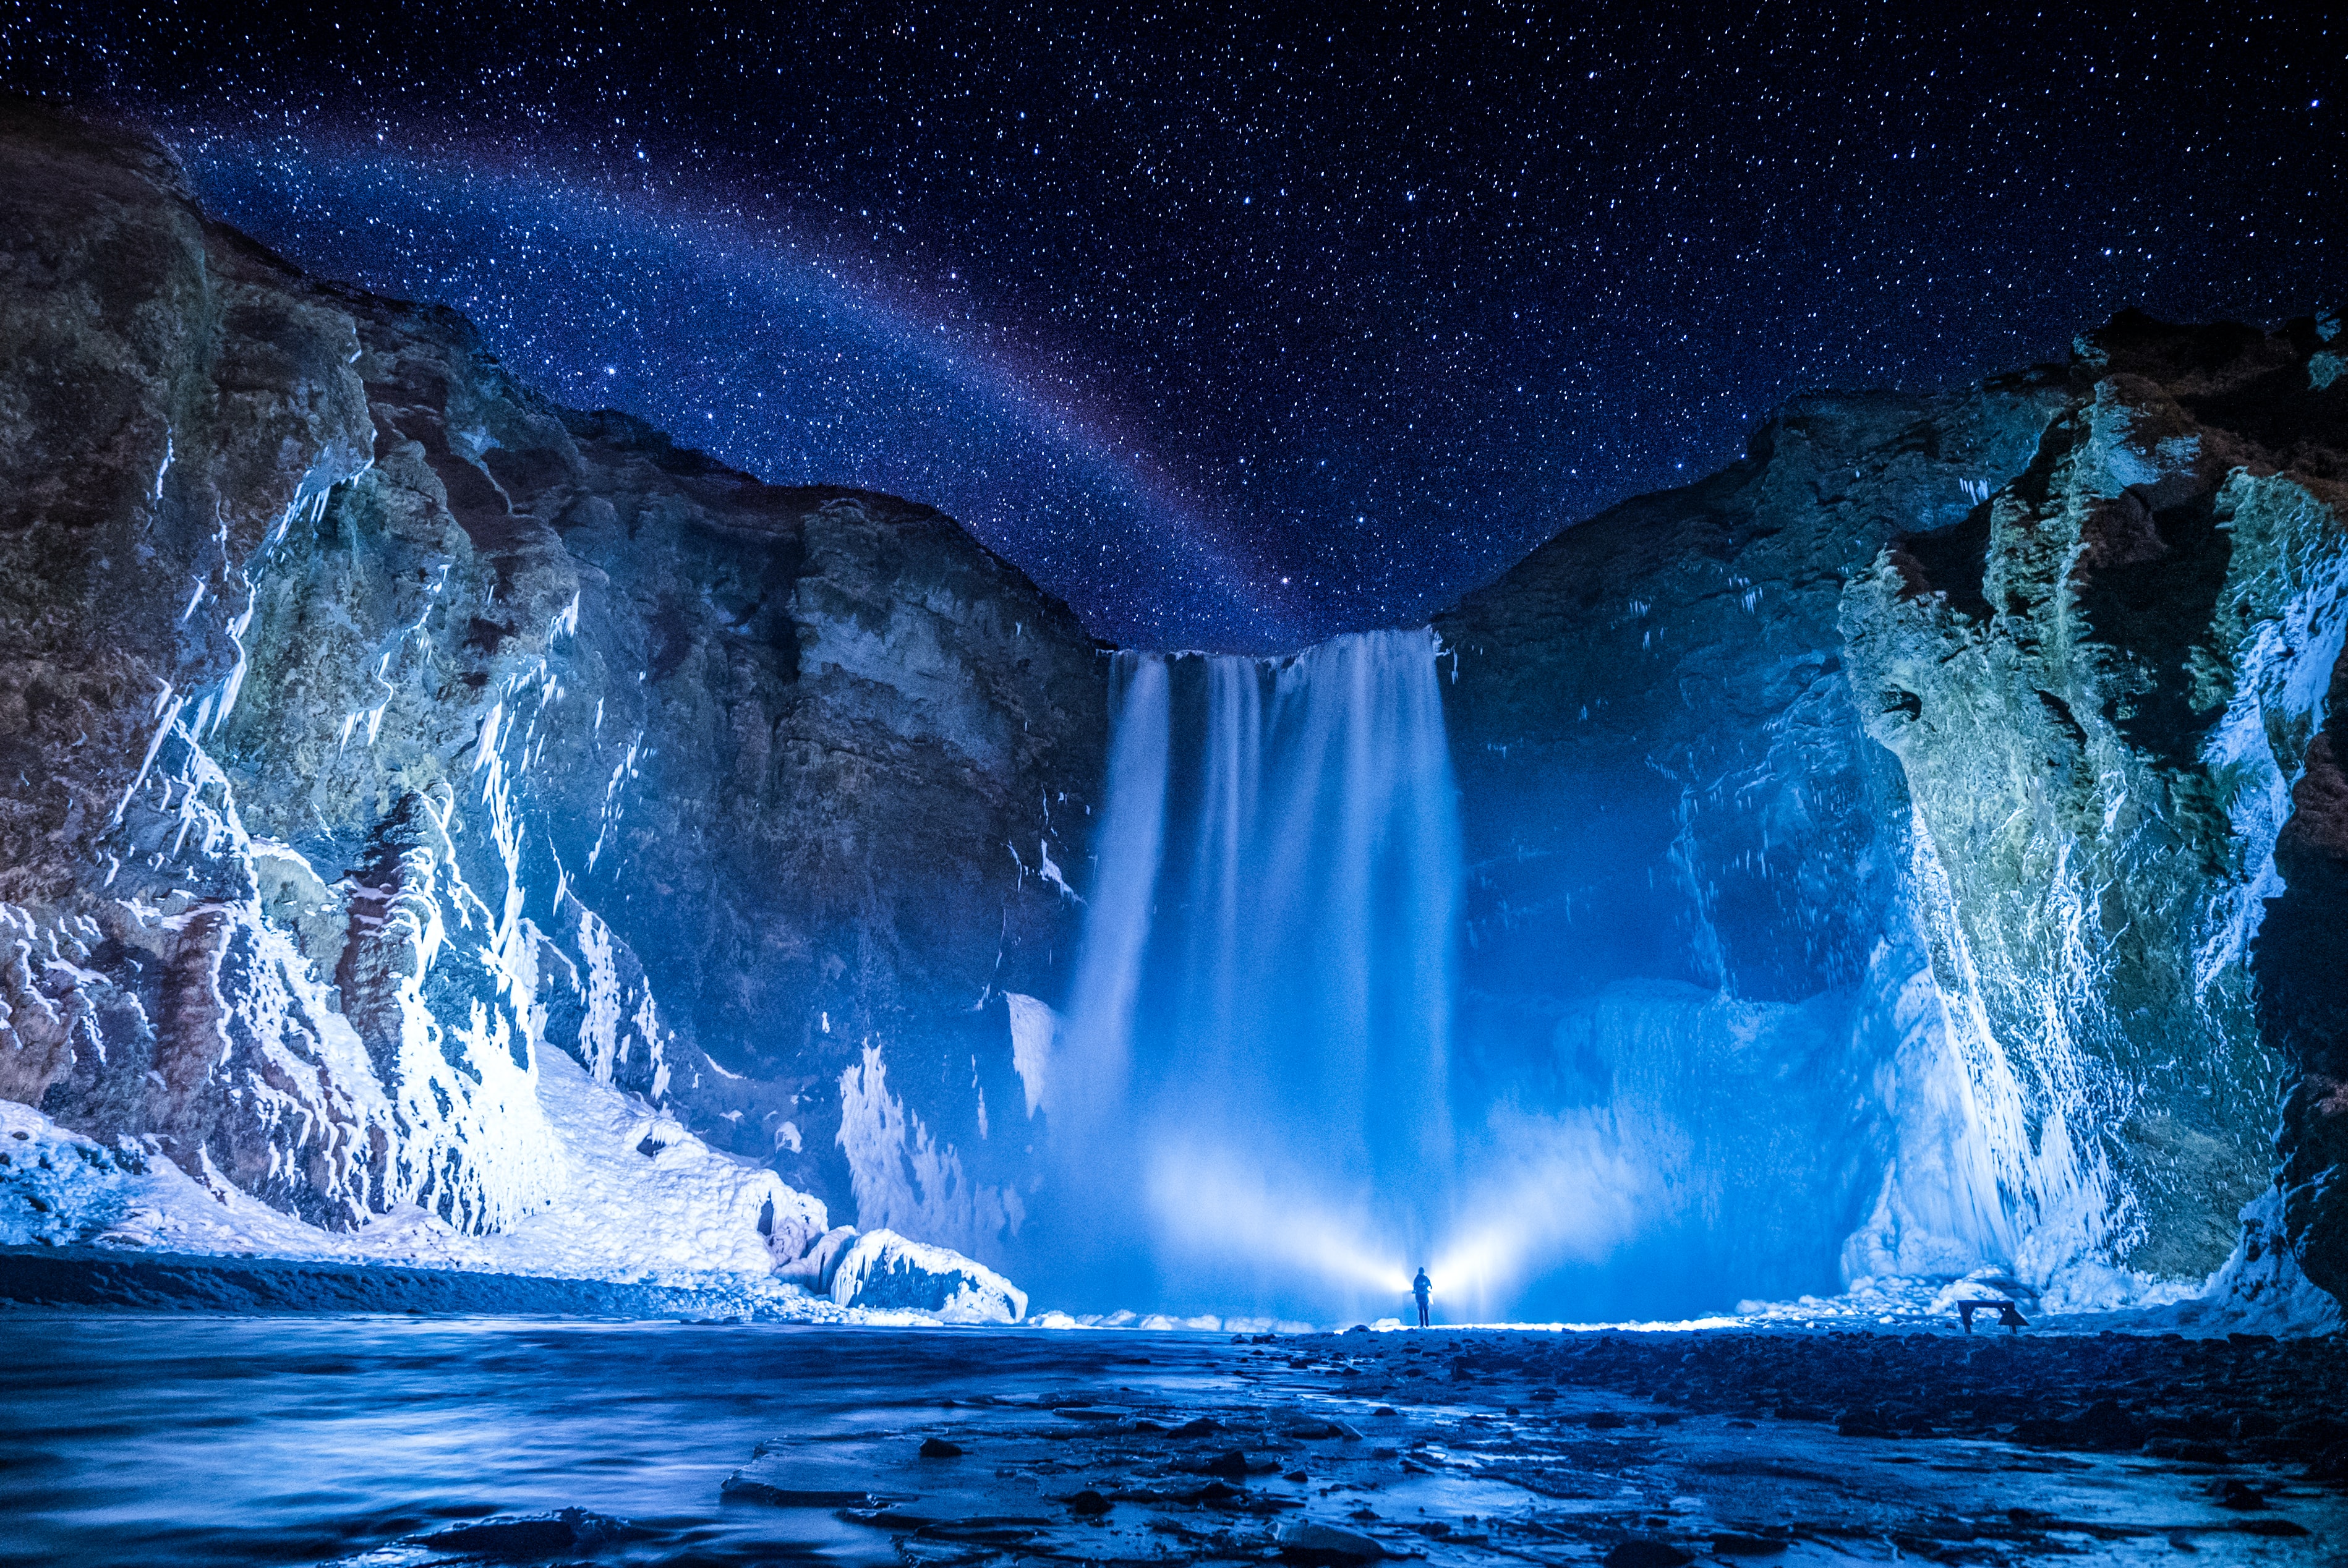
[{"xmin": 5, "ymin": 4, "xmax": 2339, "ymax": 649}]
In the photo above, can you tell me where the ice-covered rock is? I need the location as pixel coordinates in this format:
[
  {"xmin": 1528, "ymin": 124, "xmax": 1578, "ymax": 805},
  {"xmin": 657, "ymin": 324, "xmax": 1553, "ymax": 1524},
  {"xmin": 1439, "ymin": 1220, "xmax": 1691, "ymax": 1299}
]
[
  {"xmin": 0, "ymin": 101, "xmax": 1105, "ymax": 1287},
  {"xmin": 0, "ymin": 1101, "xmax": 152, "ymax": 1247},
  {"xmin": 827, "ymin": 1227, "xmax": 1027, "ymax": 1323},
  {"xmin": 1275, "ymin": 1520, "xmax": 1388, "ymax": 1562},
  {"xmin": 1841, "ymin": 313, "xmax": 2348, "ymax": 1305},
  {"xmin": 773, "ymin": 1223, "xmax": 860, "ymax": 1293},
  {"xmin": 1438, "ymin": 309, "xmax": 2348, "ymax": 1316}
]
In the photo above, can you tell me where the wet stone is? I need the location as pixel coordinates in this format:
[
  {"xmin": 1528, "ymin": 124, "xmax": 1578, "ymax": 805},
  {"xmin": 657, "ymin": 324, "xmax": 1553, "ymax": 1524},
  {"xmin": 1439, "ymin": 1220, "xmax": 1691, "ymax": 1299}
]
[
  {"xmin": 1278, "ymin": 1519, "xmax": 1388, "ymax": 1562},
  {"xmin": 417, "ymin": 1509, "xmax": 638, "ymax": 1555},
  {"xmin": 714, "ymin": 1327, "xmax": 2345, "ymax": 1568}
]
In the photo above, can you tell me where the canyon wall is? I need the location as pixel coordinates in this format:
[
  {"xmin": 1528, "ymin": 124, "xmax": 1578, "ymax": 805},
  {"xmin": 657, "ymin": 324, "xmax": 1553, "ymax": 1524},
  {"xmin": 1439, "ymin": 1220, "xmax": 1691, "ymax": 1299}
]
[
  {"xmin": 1440, "ymin": 314, "xmax": 2348, "ymax": 1316},
  {"xmin": 7, "ymin": 101, "xmax": 2345, "ymax": 1321},
  {"xmin": 0, "ymin": 103, "xmax": 1107, "ymax": 1271}
]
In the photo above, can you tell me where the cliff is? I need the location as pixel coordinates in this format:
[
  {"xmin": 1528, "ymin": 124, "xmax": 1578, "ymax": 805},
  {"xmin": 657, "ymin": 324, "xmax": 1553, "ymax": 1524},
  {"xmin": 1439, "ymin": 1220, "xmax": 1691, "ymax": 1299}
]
[
  {"xmin": 1438, "ymin": 313, "xmax": 2348, "ymax": 1317},
  {"xmin": 1842, "ymin": 315, "xmax": 2348, "ymax": 1303},
  {"xmin": 0, "ymin": 103, "xmax": 1108, "ymax": 1280}
]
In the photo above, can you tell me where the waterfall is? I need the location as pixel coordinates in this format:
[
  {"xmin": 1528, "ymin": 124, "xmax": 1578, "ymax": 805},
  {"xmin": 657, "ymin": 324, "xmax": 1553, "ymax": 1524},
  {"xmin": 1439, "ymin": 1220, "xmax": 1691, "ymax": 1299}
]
[
  {"xmin": 1020, "ymin": 626, "xmax": 1975, "ymax": 1324},
  {"xmin": 1032, "ymin": 629, "xmax": 1462, "ymax": 1316}
]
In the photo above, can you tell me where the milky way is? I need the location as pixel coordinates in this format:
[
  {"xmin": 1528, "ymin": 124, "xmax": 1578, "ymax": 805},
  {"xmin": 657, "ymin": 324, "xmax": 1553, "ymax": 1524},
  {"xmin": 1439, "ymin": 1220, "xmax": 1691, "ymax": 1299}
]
[{"xmin": 6, "ymin": 4, "xmax": 2337, "ymax": 648}]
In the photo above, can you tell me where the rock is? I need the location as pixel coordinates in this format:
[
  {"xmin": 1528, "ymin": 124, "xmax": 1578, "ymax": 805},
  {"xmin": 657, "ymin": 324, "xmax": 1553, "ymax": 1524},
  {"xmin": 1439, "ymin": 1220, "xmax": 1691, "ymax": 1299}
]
[
  {"xmin": 2146, "ymin": 1438, "xmax": 2231, "ymax": 1464},
  {"xmin": 1710, "ymin": 1536, "xmax": 1788, "ymax": 1557},
  {"xmin": 0, "ymin": 102, "xmax": 1106, "ymax": 1280},
  {"xmin": 718, "ymin": 1473, "xmax": 886, "ymax": 1507},
  {"xmin": 1438, "ymin": 307, "xmax": 2348, "ymax": 1316},
  {"xmin": 1202, "ymin": 1449, "xmax": 1250, "ymax": 1480},
  {"xmin": 1276, "ymin": 1520, "xmax": 1386, "ymax": 1562},
  {"xmin": 2308, "ymin": 1439, "xmax": 2348, "ymax": 1485},
  {"xmin": 1064, "ymin": 1489, "xmax": 1111, "ymax": 1515},
  {"xmin": 827, "ymin": 1228, "xmax": 1026, "ymax": 1321},
  {"xmin": 918, "ymin": 1437, "xmax": 964, "ymax": 1459},
  {"xmin": 774, "ymin": 1224, "xmax": 859, "ymax": 1292},
  {"xmin": 420, "ymin": 1509, "xmax": 636, "ymax": 1553},
  {"xmin": 2276, "ymin": 1413, "xmax": 2348, "ymax": 1454},
  {"xmin": 2063, "ymin": 1399, "xmax": 2145, "ymax": 1452},
  {"xmin": 1602, "ymin": 1542, "xmax": 1693, "ymax": 1568}
]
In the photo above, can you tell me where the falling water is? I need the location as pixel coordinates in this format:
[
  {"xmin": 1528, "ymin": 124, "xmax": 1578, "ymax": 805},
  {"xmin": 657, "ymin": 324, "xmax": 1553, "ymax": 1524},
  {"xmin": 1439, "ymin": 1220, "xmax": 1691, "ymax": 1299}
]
[
  {"xmin": 1031, "ymin": 629, "xmax": 1462, "ymax": 1317},
  {"xmin": 1014, "ymin": 629, "xmax": 2018, "ymax": 1325}
]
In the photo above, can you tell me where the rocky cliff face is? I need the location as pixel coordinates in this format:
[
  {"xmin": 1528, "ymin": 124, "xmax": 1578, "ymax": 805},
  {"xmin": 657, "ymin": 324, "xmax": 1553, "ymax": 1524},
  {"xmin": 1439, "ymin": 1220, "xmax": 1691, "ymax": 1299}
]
[
  {"xmin": 0, "ymin": 104, "xmax": 1107, "ymax": 1274},
  {"xmin": 1435, "ymin": 373, "xmax": 2073, "ymax": 1313},
  {"xmin": 1842, "ymin": 314, "xmax": 2348, "ymax": 1303},
  {"xmin": 1439, "ymin": 313, "xmax": 2348, "ymax": 1316}
]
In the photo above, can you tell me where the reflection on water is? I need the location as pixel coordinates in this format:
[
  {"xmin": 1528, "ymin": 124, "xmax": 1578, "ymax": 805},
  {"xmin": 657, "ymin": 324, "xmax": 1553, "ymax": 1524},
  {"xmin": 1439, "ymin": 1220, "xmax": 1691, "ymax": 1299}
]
[{"xmin": 0, "ymin": 1316, "xmax": 1226, "ymax": 1567}]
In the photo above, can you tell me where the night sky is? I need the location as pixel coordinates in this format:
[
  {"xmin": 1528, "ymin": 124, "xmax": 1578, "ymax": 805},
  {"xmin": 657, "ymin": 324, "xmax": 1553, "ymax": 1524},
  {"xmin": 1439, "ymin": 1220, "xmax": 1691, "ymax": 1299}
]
[{"xmin": 6, "ymin": 5, "xmax": 2339, "ymax": 649}]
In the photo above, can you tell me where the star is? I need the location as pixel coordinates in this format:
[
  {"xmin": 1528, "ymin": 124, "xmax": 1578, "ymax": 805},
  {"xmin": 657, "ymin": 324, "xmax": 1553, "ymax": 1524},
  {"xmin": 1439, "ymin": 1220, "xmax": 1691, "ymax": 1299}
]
[{"xmin": 6, "ymin": 4, "xmax": 2333, "ymax": 649}]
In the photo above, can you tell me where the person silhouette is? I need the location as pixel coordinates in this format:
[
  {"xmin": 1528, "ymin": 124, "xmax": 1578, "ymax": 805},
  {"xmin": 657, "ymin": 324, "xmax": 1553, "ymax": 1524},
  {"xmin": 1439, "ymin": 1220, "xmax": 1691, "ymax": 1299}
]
[{"xmin": 1412, "ymin": 1268, "xmax": 1432, "ymax": 1327}]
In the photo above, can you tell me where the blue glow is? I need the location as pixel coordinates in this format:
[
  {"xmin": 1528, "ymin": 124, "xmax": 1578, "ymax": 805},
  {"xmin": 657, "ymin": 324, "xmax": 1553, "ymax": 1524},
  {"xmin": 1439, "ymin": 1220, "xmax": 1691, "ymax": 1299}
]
[
  {"xmin": 1020, "ymin": 630, "xmax": 1462, "ymax": 1318},
  {"xmin": 1006, "ymin": 633, "xmax": 2022, "ymax": 1325}
]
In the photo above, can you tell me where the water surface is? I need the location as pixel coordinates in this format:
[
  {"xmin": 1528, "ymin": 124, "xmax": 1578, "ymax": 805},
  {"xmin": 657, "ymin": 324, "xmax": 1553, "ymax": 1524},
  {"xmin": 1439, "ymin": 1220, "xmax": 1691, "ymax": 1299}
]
[{"xmin": 0, "ymin": 1315, "xmax": 1219, "ymax": 1567}]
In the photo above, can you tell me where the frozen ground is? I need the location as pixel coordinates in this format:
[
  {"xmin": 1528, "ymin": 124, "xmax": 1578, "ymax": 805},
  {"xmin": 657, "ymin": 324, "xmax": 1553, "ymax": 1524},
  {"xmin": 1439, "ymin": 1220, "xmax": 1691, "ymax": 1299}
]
[{"xmin": 0, "ymin": 1314, "xmax": 2339, "ymax": 1567}]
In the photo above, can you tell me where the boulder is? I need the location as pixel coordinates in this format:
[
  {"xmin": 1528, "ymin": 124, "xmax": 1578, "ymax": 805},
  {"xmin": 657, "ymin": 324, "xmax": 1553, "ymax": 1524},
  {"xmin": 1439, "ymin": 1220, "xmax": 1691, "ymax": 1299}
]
[
  {"xmin": 1276, "ymin": 1521, "xmax": 1386, "ymax": 1562},
  {"xmin": 828, "ymin": 1227, "xmax": 1027, "ymax": 1322}
]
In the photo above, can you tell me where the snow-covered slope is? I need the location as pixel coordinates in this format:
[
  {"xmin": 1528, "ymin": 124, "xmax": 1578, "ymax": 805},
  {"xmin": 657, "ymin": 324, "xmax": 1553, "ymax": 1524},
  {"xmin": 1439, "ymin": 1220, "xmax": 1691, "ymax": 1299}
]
[{"xmin": 2, "ymin": 1047, "xmax": 815, "ymax": 1282}]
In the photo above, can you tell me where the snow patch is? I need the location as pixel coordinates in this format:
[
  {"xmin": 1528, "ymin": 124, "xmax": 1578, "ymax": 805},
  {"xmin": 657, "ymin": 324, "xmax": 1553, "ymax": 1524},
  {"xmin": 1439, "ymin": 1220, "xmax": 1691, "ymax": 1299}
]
[
  {"xmin": 1004, "ymin": 992, "xmax": 1056, "ymax": 1118},
  {"xmin": 1, "ymin": 1051, "xmax": 824, "ymax": 1287}
]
